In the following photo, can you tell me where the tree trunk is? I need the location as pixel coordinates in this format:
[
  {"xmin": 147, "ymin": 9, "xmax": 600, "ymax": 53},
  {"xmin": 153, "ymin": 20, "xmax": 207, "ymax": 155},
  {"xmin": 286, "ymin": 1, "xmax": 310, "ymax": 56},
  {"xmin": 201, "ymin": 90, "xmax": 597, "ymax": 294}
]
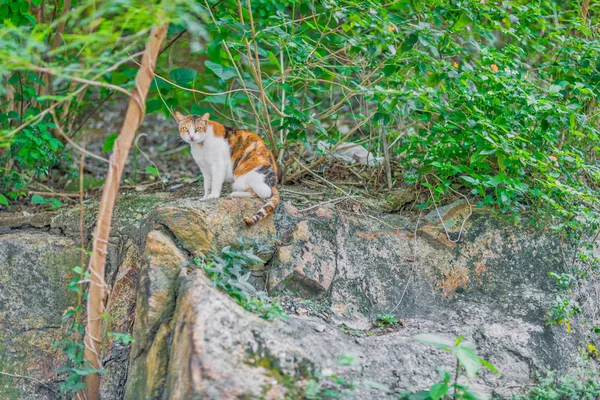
[{"xmin": 82, "ymin": 23, "xmax": 168, "ymax": 400}]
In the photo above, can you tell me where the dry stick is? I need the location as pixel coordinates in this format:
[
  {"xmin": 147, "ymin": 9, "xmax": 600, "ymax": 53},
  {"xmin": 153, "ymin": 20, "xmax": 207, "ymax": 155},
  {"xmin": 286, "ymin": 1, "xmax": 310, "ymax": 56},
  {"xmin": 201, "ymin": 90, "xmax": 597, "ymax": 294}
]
[
  {"xmin": 30, "ymin": 67, "xmax": 132, "ymax": 97},
  {"xmin": 291, "ymin": 156, "xmax": 352, "ymax": 196},
  {"xmin": 318, "ymin": 61, "xmax": 385, "ymax": 120},
  {"xmin": 581, "ymin": 0, "xmax": 591, "ymax": 20},
  {"xmin": 7, "ymin": 52, "xmax": 144, "ymax": 139},
  {"xmin": 82, "ymin": 23, "xmax": 168, "ymax": 400},
  {"xmin": 298, "ymin": 195, "xmax": 355, "ymax": 213},
  {"xmin": 34, "ymin": 0, "xmax": 72, "ymax": 103},
  {"xmin": 0, "ymin": 371, "xmax": 57, "ymax": 394},
  {"xmin": 238, "ymin": 0, "xmax": 279, "ymax": 158},
  {"xmin": 380, "ymin": 125, "xmax": 393, "ymax": 189},
  {"xmin": 285, "ymin": 111, "xmax": 376, "ymax": 182},
  {"xmin": 69, "ymin": 30, "xmax": 186, "ymax": 139},
  {"xmin": 29, "ymin": 191, "xmax": 82, "ymax": 199},
  {"xmin": 79, "ymin": 135, "xmax": 87, "ymax": 265},
  {"xmin": 50, "ymin": 110, "xmax": 110, "ymax": 163},
  {"xmin": 153, "ymin": 73, "xmax": 258, "ymax": 97},
  {"xmin": 390, "ymin": 211, "xmax": 423, "ymax": 313},
  {"xmin": 425, "ymin": 174, "xmax": 473, "ymax": 243},
  {"xmin": 222, "ymin": 42, "xmax": 264, "ymax": 128}
]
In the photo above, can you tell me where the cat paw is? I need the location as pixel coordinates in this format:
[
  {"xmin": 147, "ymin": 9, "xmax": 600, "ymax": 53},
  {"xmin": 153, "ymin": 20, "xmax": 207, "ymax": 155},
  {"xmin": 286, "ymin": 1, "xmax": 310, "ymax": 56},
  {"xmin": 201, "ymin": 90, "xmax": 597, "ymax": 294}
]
[{"xmin": 205, "ymin": 193, "xmax": 221, "ymax": 200}]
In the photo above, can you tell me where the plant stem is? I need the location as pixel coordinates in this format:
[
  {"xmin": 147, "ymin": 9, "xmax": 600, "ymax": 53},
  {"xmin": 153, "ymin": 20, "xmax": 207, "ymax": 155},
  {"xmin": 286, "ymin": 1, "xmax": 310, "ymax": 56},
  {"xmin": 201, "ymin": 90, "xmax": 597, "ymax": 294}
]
[
  {"xmin": 453, "ymin": 358, "xmax": 459, "ymax": 400},
  {"xmin": 83, "ymin": 22, "xmax": 168, "ymax": 400}
]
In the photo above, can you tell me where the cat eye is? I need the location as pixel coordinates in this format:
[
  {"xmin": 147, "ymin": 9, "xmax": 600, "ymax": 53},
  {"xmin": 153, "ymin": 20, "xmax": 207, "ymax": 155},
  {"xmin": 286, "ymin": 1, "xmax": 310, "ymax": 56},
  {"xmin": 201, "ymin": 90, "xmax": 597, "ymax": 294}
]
[{"xmin": 181, "ymin": 127, "xmax": 188, "ymax": 132}]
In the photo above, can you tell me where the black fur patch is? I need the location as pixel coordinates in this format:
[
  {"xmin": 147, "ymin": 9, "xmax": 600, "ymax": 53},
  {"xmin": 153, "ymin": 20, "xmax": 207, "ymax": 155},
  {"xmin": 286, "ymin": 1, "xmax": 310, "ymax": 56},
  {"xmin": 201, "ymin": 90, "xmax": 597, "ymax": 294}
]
[
  {"xmin": 224, "ymin": 126, "xmax": 236, "ymax": 140},
  {"xmin": 256, "ymin": 165, "xmax": 276, "ymax": 187}
]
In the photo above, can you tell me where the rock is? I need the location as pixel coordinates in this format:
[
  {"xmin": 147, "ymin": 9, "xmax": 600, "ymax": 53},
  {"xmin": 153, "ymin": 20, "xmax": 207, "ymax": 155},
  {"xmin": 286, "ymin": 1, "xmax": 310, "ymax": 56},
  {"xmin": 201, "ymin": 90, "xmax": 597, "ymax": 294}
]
[
  {"xmin": 269, "ymin": 218, "xmax": 337, "ymax": 295},
  {"xmin": 155, "ymin": 197, "xmax": 276, "ymax": 257},
  {"xmin": 124, "ymin": 323, "xmax": 171, "ymax": 400},
  {"xmin": 131, "ymin": 230, "xmax": 188, "ymax": 354},
  {"xmin": 162, "ymin": 271, "xmax": 307, "ymax": 399},
  {"xmin": 0, "ymin": 232, "xmax": 80, "ymax": 399},
  {"xmin": 1, "ymin": 193, "xmax": 596, "ymax": 399},
  {"xmin": 100, "ymin": 240, "xmax": 142, "ymax": 400}
]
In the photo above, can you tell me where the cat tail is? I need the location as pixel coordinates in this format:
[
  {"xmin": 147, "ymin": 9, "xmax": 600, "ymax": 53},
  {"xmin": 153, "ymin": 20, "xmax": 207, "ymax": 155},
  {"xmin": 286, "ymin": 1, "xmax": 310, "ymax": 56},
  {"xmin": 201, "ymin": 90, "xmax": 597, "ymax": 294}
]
[{"xmin": 243, "ymin": 186, "xmax": 280, "ymax": 226}]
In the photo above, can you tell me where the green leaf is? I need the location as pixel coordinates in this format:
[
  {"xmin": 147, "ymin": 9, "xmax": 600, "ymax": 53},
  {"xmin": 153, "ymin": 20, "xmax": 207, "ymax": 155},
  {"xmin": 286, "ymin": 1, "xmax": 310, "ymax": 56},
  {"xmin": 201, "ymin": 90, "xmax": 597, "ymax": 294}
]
[
  {"xmin": 460, "ymin": 176, "xmax": 480, "ymax": 185},
  {"xmin": 453, "ymin": 12, "xmax": 472, "ymax": 31},
  {"xmin": 146, "ymin": 99, "xmax": 162, "ymax": 114},
  {"xmin": 487, "ymin": 174, "xmax": 506, "ymax": 187},
  {"xmin": 497, "ymin": 154, "xmax": 506, "ymax": 171},
  {"xmin": 428, "ymin": 383, "xmax": 448, "ymax": 400},
  {"xmin": 31, "ymin": 194, "xmax": 46, "ymax": 204},
  {"xmin": 548, "ymin": 85, "xmax": 562, "ymax": 94},
  {"xmin": 31, "ymin": 0, "xmax": 42, "ymax": 6},
  {"xmin": 401, "ymin": 33, "xmax": 418, "ymax": 52},
  {"xmin": 454, "ymin": 346, "xmax": 481, "ymax": 378},
  {"xmin": 204, "ymin": 61, "xmax": 238, "ymax": 81},
  {"xmin": 408, "ymin": 391, "xmax": 431, "ymax": 400},
  {"xmin": 480, "ymin": 359, "xmax": 499, "ymax": 374},
  {"xmin": 204, "ymin": 95, "xmax": 227, "ymax": 104},
  {"xmin": 102, "ymin": 134, "xmax": 118, "ymax": 153},
  {"xmin": 0, "ymin": 194, "xmax": 8, "ymax": 206},
  {"xmin": 145, "ymin": 166, "xmax": 159, "ymax": 177},
  {"xmin": 170, "ymin": 68, "xmax": 197, "ymax": 86},
  {"xmin": 414, "ymin": 334, "xmax": 454, "ymax": 351}
]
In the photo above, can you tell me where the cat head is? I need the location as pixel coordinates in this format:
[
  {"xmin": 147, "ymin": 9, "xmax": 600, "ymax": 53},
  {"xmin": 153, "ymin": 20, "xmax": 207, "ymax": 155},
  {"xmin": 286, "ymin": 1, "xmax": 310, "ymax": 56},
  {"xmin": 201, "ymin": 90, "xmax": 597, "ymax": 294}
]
[{"xmin": 175, "ymin": 111, "xmax": 210, "ymax": 144}]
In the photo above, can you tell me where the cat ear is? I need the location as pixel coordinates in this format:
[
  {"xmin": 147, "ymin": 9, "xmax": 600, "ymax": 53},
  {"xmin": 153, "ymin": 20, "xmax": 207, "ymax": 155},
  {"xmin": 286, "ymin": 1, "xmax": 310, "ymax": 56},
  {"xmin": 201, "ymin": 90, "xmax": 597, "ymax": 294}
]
[
  {"xmin": 200, "ymin": 113, "xmax": 210, "ymax": 121},
  {"xmin": 174, "ymin": 111, "xmax": 185, "ymax": 123}
]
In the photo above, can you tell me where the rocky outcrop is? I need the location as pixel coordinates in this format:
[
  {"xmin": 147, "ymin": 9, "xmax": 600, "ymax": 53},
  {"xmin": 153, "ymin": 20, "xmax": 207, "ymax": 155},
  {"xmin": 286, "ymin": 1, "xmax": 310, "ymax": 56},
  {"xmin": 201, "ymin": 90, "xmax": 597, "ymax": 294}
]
[
  {"xmin": 0, "ymin": 193, "xmax": 597, "ymax": 399},
  {"xmin": 0, "ymin": 232, "xmax": 80, "ymax": 398}
]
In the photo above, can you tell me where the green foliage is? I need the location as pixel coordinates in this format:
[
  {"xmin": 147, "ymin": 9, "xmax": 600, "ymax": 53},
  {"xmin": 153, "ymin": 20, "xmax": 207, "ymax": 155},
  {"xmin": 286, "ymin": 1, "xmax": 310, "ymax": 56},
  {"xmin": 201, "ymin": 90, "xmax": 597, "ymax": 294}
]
[
  {"xmin": 0, "ymin": 0, "xmax": 208, "ymax": 200},
  {"xmin": 31, "ymin": 193, "xmax": 62, "ymax": 209},
  {"xmin": 375, "ymin": 312, "xmax": 400, "ymax": 328},
  {"xmin": 107, "ymin": 332, "xmax": 135, "ymax": 345},
  {"xmin": 51, "ymin": 263, "xmax": 100, "ymax": 397},
  {"xmin": 514, "ymin": 366, "xmax": 600, "ymax": 400},
  {"xmin": 197, "ymin": 237, "xmax": 285, "ymax": 321},
  {"xmin": 399, "ymin": 334, "xmax": 498, "ymax": 400}
]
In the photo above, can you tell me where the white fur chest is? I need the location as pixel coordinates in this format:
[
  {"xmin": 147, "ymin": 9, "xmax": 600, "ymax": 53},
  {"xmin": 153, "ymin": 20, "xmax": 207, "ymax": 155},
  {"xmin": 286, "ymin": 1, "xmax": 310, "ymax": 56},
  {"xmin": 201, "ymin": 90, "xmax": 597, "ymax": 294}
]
[{"xmin": 189, "ymin": 134, "xmax": 234, "ymax": 182}]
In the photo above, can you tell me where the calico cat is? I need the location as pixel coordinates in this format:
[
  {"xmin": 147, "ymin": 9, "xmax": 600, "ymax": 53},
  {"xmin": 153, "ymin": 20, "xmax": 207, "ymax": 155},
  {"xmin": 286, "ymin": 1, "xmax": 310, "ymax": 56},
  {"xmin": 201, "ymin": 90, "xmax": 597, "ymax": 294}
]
[{"xmin": 175, "ymin": 111, "xmax": 279, "ymax": 226}]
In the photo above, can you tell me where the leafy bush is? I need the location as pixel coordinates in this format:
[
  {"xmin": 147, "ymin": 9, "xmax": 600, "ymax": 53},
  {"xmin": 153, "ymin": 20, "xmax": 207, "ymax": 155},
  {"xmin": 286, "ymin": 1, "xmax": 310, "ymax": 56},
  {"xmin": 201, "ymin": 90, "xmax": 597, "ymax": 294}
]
[
  {"xmin": 400, "ymin": 334, "xmax": 498, "ymax": 400},
  {"xmin": 514, "ymin": 366, "xmax": 600, "ymax": 400},
  {"xmin": 197, "ymin": 237, "xmax": 285, "ymax": 320}
]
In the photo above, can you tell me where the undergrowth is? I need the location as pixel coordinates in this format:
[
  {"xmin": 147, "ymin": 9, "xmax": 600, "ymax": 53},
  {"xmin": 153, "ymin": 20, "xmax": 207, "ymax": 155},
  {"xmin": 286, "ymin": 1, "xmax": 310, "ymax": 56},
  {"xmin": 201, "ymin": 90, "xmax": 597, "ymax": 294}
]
[
  {"xmin": 196, "ymin": 237, "xmax": 285, "ymax": 321},
  {"xmin": 514, "ymin": 358, "xmax": 600, "ymax": 400}
]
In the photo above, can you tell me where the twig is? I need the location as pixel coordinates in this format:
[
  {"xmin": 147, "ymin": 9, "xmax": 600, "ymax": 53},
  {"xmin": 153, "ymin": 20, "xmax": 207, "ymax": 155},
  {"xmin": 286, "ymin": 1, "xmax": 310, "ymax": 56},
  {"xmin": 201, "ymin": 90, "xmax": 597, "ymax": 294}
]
[
  {"xmin": 280, "ymin": 188, "xmax": 326, "ymax": 196},
  {"xmin": 291, "ymin": 156, "xmax": 352, "ymax": 196},
  {"xmin": 70, "ymin": 31, "xmax": 187, "ymax": 138},
  {"xmin": 29, "ymin": 191, "xmax": 82, "ymax": 199},
  {"xmin": 390, "ymin": 211, "xmax": 422, "ymax": 313},
  {"xmin": 285, "ymin": 111, "xmax": 376, "ymax": 182},
  {"xmin": 238, "ymin": 0, "xmax": 279, "ymax": 158},
  {"xmin": 380, "ymin": 125, "xmax": 393, "ymax": 189},
  {"xmin": 83, "ymin": 23, "xmax": 168, "ymax": 400},
  {"xmin": 0, "ymin": 371, "xmax": 57, "ymax": 394},
  {"xmin": 7, "ymin": 52, "xmax": 144, "ymax": 139},
  {"xmin": 161, "ymin": 144, "xmax": 187, "ymax": 155},
  {"xmin": 29, "ymin": 66, "xmax": 132, "ymax": 98},
  {"xmin": 298, "ymin": 195, "xmax": 356, "ymax": 212},
  {"xmin": 425, "ymin": 174, "xmax": 472, "ymax": 243},
  {"xmin": 79, "ymin": 134, "xmax": 87, "ymax": 267},
  {"xmin": 153, "ymin": 73, "xmax": 258, "ymax": 96},
  {"xmin": 581, "ymin": 0, "xmax": 591, "ymax": 21},
  {"xmin": 50, "ymin": 110, "xmax": 110, "ymax": 163}
]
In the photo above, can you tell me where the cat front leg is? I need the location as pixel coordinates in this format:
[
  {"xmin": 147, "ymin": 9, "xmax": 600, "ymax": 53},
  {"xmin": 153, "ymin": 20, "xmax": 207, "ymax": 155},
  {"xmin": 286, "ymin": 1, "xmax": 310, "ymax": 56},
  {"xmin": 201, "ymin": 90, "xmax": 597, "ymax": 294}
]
[
  {"xmin": 206, "ymin": 165, "xmax": 225, "ymax": 200},
  {"xmin": 201, "ymin": 169, "xmax": 212, "ymax": 200}
]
